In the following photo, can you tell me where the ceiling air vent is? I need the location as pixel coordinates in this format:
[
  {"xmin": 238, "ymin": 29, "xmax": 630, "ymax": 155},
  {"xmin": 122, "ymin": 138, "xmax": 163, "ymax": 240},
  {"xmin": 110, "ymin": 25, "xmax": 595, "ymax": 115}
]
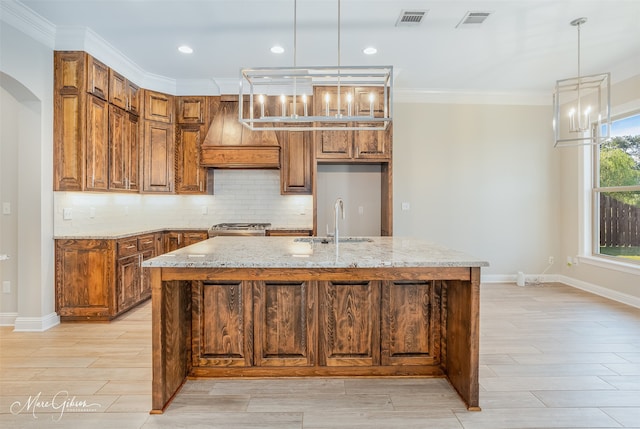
[
  {"xmin": 456, "ymin": 11, "xmax": 492, "ymax": 28},
  {"xmin": 395, "ymin": 10, "xmax": 427, "ymax": 27}
]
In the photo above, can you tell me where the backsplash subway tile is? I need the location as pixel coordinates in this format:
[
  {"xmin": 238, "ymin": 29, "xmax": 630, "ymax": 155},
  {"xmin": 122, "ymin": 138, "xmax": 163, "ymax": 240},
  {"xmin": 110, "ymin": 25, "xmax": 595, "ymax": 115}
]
[{"xmin": 54, "ymin": 170, "xmax": 312, "ymax": 236}]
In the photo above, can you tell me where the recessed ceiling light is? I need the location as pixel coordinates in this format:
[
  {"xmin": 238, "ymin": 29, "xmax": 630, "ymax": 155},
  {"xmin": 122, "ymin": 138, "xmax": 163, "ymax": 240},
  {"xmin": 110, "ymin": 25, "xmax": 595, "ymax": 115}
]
[
  {"xmin": 271, "ymin": 45, "xmax": 285, "ymax": 54},
  {"xmin": 178, "ymin": 45, "xmax": 193, "ymax": 54},
  {"xmin": 363, "ymin": 47, "xmax": 377, "ymax": 55}
]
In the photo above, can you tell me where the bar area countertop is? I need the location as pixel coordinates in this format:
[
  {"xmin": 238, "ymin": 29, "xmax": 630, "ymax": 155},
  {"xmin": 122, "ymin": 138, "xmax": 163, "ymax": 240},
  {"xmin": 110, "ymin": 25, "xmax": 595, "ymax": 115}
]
[
  {"xmin": 142, "ymin": 236, "xmax": 489, "ymax": 269},
  {"xmin": 146, "ymin": 236, "xmax": 488, "ymax": 415}
]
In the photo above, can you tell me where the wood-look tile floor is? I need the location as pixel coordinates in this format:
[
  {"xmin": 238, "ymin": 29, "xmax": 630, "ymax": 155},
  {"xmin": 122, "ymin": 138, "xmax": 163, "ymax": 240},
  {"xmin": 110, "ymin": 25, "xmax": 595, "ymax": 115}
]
[{"xmin": 1, "ymin": 282, "xmax": 638, "ymax": 428}]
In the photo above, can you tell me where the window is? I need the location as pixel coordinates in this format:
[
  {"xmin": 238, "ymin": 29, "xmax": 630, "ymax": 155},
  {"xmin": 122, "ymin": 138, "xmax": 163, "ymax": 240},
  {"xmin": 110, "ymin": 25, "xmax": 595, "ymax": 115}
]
[{"xmin": 593, "ymin": 112, "xmax": 640, "ymax": 263}]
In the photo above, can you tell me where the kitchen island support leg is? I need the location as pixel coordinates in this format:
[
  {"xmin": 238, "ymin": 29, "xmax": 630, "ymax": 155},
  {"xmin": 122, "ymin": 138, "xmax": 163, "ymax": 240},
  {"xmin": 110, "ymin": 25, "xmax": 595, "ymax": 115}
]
[
  {"xmin": 151, "ymin": 269, "xmax": 191, "ymax": 414},
  {"xmin": 444, "ymin": 267, "xmax": 481, "ymax": 410}
]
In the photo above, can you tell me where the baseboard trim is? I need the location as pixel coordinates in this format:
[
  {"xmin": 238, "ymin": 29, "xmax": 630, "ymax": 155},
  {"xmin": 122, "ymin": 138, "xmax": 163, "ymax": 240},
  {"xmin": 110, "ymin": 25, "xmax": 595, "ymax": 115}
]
[
  {"xmin": 0, "ymin": 312, "xmax": 18, "ymax": 326},
  {"xmin": 483, "ymin": 273, "xmax": 640, "ymax": 309},
  {"xmin": 556, "ymin": 274, "xmax": 640, "ymax": 309},
  {"xmin": 13, "ymin": 312, "xmax": 60, "ymax": 332}
]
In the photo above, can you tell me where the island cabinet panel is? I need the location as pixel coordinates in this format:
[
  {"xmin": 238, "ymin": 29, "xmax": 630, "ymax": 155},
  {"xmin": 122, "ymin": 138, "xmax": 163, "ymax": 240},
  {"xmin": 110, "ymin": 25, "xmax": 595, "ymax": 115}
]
[
  {"xmin": 192, "ymin": 281, "xmax": 253, "ymax": 367},
  {"xmin": 253, "ymin": 281, "xmax": 316, "ymax": 367},
  {"xmin": 381, "ymin": 280, "xmax": 441, "ymax": 366},
  {"xmin": 319, "ymin": 280, "xmax": 381, "ymax": 367}
]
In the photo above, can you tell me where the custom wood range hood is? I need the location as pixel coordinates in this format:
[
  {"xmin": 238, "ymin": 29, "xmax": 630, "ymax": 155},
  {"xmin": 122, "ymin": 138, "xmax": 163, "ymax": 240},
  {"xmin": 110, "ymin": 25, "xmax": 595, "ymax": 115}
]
[{"xmin": 200, "ymin": 95, "xmax": 280, "ymax": 169}]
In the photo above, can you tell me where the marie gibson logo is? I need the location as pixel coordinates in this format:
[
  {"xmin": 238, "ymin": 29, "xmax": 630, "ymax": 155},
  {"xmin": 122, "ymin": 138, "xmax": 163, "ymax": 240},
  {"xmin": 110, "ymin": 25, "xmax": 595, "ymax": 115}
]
[{"xmin": 10, "ymin": 391, "xmax": 102, "ymax": 421}]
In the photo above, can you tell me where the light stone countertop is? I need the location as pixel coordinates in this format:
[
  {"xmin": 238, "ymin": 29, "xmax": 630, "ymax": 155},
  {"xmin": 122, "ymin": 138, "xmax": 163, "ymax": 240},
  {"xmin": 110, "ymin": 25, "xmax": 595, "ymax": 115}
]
[
  {"xmin": 142, "ymin": 236, "xmax": 489, "ymax": 269},
  {"xmin": 54, "ymin": 226, "xmax": 313, "ymax": 240},
  {"xmin": 53, "ymin": 227, "xmax": 208, "ymax": 240}
]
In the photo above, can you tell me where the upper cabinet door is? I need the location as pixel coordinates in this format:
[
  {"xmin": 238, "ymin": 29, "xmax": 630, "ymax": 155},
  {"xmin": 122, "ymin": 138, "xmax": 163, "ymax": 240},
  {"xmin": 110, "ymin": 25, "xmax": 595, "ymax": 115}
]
[
  {"xmin": 109, "ymin": 69, "xmax": 127, "ymax": 110},
  {"xmin": 177, "ymin": 96, "xmax": 206, "ymax": 123},
  {"xmin": 54, "ymin": 51, "xmax": 86, "ymax": 191},
  {"xmin": 281, "ymin": 131, "xmax": 313, "ymax": 195},
  {"xmin": 86, "ymin": 95, "xmax": 110, "ymax": 191},
  {"xmin": 86, "ymin": 54, "xmax": 109, "ymax": 101},
  {"xmin": 142, "ymin": 120, "xmax": 174, "ymax": 193},
  {"xmin": 126, "ymin": 81, "xmax": 140, "ymax": 115},
  {"xmin": 143, "ymin": 90, "xmax": 174, "ymax": 123}
]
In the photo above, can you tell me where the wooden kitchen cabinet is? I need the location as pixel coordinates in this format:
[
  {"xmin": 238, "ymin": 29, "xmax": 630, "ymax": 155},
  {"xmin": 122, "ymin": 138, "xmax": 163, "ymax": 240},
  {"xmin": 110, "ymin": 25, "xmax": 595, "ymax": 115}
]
[
  {"xmin": 86, "ymin": 54, "xmax": 109, "ymax": 101},
  {"xmin": 280, "ymin": 131, "xmax": 313, "ymax": 195},
  {"xmin": 55, "ymin": 232, "xmax": 162, "ymax": 321},
  {"xmin": 86, "ymin": 94, "xmax": 110, "ymax": 191},
  {"xmin": 143, "ymin": 89, "xmax": 174, "ymax": 123},
  {"xmin": 116, "ymin": 238, "xmax": 142, "ymax": 313},
  {"xmin": 163, "ymin": 230, "xmax": 208, "ymax": 252},
  {"xmin": 54, "ymin": 51, "xmax": 86, "ymax": 191},
  {"xmin": 109, "ymin": 69, "xmax": 140, "ymax": 115},
  {"xmin": 142, "ymin": 119, "xmax": 174, "ymax": 193},
  {"xmin": 54, "ymin": 51, "xmax": 141, "ymax": 192},
  {"xmin": 176, "ymin": 124, "xmax": 208, "ymax": 194},
  {"xmin": 315, "ymin": 86, "xmax": 391, "ymax": 161},
  {"xmin": 177, "ymin": 96, "xmax": 206, "ymax": 123},
  {"xmin": 109, "ymin": 105, "xmax": 140, "ymax": 191},
  {"xmin": 55, "ymin": 239, "xmax": 115, "ymax": 320}
]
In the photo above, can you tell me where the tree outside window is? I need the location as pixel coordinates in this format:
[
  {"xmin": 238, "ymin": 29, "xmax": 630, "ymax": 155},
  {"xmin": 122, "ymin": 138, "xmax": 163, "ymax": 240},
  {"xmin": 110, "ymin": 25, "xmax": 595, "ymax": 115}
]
[{"xmin": 595, "ymin": 114, "xmax": 640, "ymax": 262}]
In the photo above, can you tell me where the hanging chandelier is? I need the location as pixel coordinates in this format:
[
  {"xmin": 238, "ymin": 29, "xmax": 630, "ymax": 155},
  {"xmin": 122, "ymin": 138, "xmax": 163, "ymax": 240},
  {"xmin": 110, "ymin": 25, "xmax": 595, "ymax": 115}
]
[
  {"xmin": 553, "ymin": 17, "xmax": 610, "ymax": 147},
  {"xmin": 239, "ymin": 0, "xmax": 393, "ymax": 132}
]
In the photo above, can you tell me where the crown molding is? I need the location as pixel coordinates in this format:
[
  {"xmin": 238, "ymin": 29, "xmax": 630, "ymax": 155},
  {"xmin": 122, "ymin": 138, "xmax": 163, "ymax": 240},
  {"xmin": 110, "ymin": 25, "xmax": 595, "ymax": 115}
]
[
  {"xmin": 394, "ymin": 88, "xmax": 550, "ymax": 106},
  {"xmin": 0, "ymin": 0, "xmax": 55, "ymax": 48}
]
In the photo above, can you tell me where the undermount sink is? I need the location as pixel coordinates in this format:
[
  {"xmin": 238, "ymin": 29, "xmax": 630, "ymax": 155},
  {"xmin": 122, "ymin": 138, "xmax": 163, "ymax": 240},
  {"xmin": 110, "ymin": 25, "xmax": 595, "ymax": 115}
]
[{"xmin": 294, "ymin": 237, "xmax": 374, "ymax": 244}]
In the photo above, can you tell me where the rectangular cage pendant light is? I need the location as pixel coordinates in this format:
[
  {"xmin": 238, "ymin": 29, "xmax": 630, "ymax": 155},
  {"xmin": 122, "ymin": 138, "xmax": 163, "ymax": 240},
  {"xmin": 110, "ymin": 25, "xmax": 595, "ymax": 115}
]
[
  {"xmin": 552, "ymin": 17, "xmax": 611, "ymax": 148},
  {"xmin": 239, "ymin": 65, "xmax": 393, "ymax": 132},
  {"xmin": 553, "ymin": 72, "xmax": 611, "ymax": 147}
]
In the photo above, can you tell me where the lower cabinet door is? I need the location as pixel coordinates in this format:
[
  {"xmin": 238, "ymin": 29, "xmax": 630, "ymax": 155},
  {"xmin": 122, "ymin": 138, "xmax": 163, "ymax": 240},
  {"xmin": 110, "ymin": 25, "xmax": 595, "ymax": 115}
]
[
  {"xmin": 116, "ymin": 253, "xmax": 141, "ymax": 313},
  {"xmin": 192, "ymin": 281, "xmax": 253, "ymax": 367},
  {"xmin": 319, "ymin": 280, "xmax": 380, "ymax": 366},
  {"xmin": 253, "ymin": 281, "xmax": 316, "ymax": 367}
]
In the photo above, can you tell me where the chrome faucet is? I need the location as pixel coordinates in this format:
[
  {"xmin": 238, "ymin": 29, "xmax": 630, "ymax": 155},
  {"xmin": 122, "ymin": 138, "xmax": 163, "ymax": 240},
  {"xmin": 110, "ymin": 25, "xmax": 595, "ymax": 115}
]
[{"xmin": 334, "ymin": 197, "xmax": 345, "ymax": 243}]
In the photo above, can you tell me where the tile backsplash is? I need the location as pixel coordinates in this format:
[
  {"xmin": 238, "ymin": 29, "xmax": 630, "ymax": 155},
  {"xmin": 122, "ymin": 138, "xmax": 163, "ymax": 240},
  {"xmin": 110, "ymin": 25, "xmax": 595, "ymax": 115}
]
[{"xmin": 54, "ymin": 170, "xmax": 313, "ymax": 236}]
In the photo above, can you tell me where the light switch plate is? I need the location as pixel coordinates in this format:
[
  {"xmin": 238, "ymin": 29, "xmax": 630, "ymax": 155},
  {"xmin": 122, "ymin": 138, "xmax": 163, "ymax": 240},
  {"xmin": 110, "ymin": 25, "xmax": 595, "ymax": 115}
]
[{"xmin": 2, "ymin": 202, "xmax": 10, "ymax": 215}]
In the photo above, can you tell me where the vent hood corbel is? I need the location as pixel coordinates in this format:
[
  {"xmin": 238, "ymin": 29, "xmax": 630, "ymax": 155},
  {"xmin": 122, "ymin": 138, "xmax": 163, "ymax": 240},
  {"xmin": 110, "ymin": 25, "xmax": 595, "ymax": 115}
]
[{"xmin": 200, "ymin": 95, "xmax": 281, "ymax": 169}]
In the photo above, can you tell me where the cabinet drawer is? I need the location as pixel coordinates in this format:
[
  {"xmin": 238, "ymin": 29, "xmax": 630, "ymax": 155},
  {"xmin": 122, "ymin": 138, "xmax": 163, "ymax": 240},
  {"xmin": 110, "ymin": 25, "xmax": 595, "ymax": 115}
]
[
  {"xmin": 137, "ymin": 234, "xmax": 156, "ymax": 251},
  {"xmin": 117, "ymin": 237, "xmax": 139, "ymax": 257}
]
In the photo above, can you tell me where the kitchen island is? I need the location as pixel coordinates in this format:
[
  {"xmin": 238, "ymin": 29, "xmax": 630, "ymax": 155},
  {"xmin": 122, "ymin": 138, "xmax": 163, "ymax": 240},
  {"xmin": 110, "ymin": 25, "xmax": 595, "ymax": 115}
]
[{"xmin": 144, "ymin": 236, "xmax": 488, "ymax": 413}]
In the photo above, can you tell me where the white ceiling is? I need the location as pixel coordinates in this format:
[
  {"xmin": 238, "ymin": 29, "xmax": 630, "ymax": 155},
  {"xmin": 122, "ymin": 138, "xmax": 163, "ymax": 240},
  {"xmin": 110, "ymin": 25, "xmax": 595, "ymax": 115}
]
[{"xmin": 15, "ymin": 0, "xmax": 640, "ymax": 100}]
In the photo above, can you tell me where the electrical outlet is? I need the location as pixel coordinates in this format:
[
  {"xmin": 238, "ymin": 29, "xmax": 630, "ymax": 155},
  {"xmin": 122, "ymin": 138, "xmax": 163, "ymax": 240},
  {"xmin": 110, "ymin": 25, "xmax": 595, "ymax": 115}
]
[
  {"xmin": 401, "ymin": 202, "xmax": 410, "ymax": 211},
  {"xmin": 63, "ymin": 208, "xmax": 72, "ymax": 220},
  {"xmin": 548, "ymin": 256, "xmax": 554, "ymax": 265},
  {"xmin": 2, "ymin": 281, "xmax": 10, "ymax": 294}
]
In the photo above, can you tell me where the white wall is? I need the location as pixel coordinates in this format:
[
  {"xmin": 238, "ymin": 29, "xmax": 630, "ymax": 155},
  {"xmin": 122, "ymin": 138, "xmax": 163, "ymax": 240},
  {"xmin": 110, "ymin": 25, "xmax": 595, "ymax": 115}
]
[
  {"xmin": 0, "ymin": 20, "xmax": 56, "ymax": 330},
  {"xmin": 393, "ymin": 102, "xmax": 560, "ymax": 279}
]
